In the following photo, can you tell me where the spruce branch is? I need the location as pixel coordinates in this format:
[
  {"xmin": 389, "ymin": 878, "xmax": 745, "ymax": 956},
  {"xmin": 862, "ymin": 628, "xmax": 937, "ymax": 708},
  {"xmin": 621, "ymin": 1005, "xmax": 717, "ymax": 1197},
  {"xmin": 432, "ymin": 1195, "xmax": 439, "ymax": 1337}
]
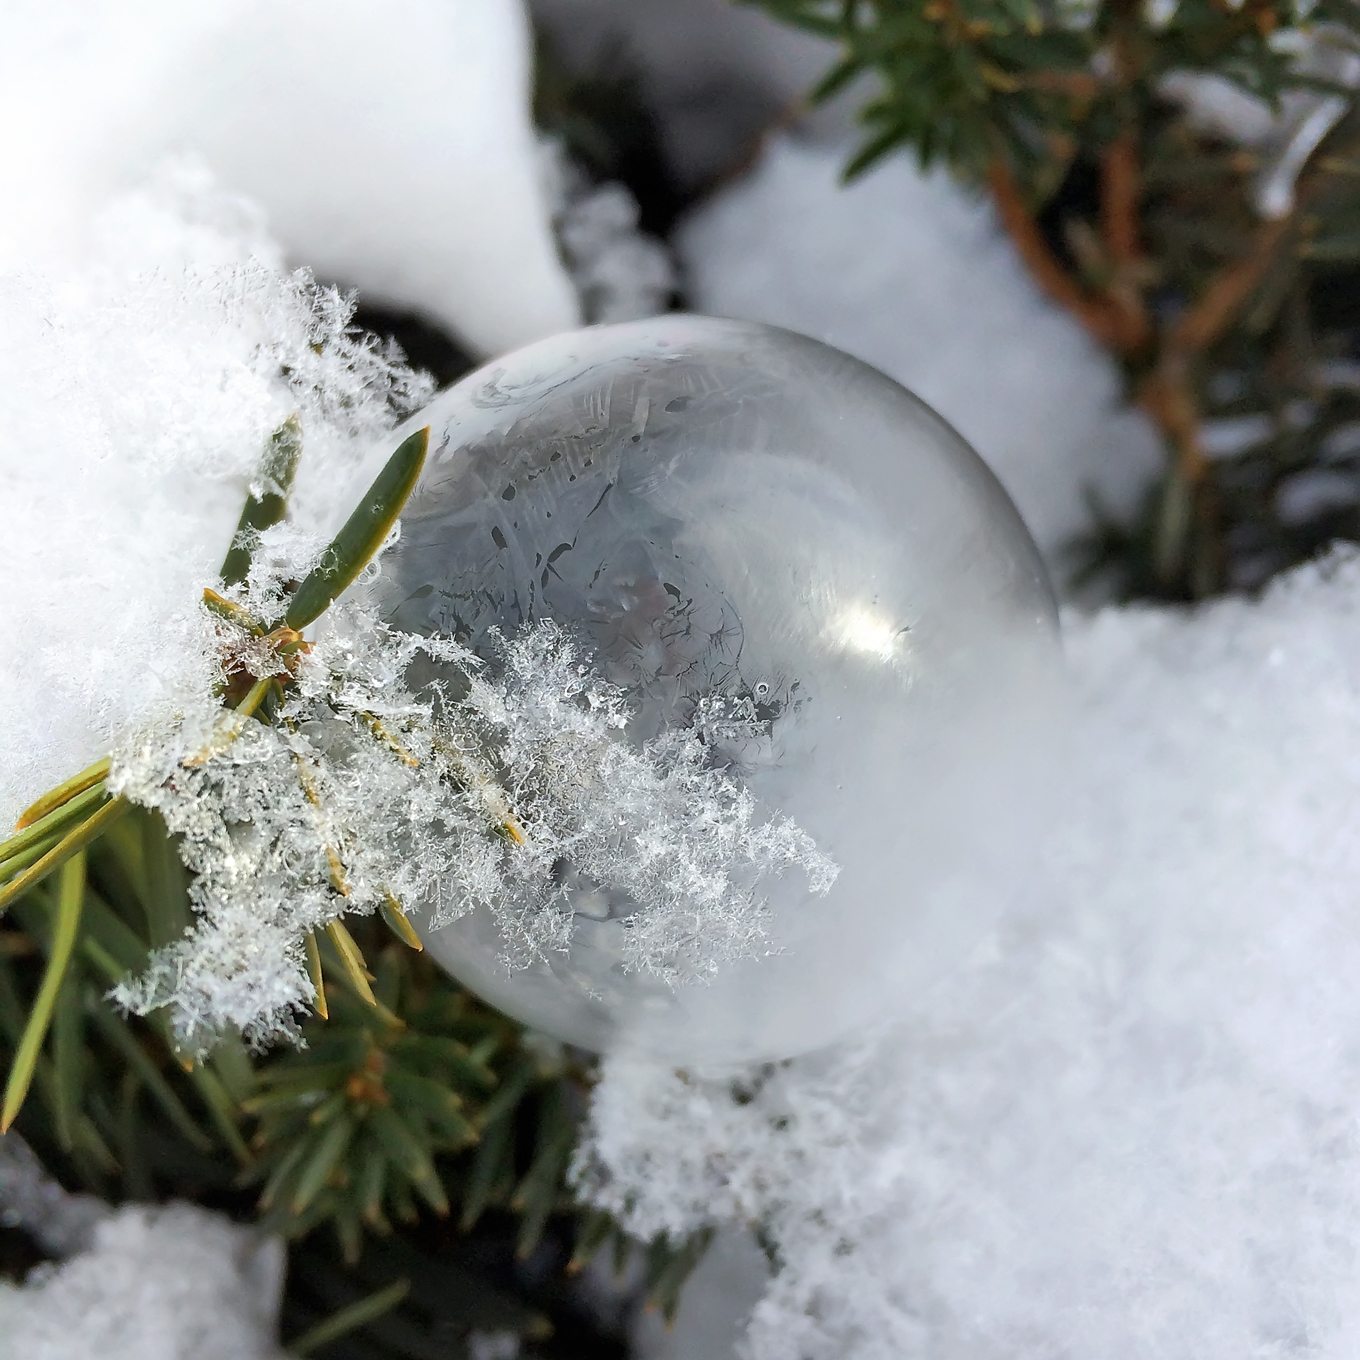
[
  {"xmin": 0, "ymin": 419, "xmax": 432, "ymax": 1124},
  {"xmin": 749, "ymin": 0, "xmax": 1360, "ymax": 597},
  {"xmin": 1, "ymin": 402, "xmax": 724, "ymax": 1341}
]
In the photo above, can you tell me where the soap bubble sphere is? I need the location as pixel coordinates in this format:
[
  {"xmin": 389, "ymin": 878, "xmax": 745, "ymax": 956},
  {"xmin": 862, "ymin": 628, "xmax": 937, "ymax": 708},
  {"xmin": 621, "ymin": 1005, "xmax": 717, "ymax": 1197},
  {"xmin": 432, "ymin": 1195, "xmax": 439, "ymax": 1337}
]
[{"xmin": 378, "ymin": 316, "xmax": 1058, "ymax": 1065}]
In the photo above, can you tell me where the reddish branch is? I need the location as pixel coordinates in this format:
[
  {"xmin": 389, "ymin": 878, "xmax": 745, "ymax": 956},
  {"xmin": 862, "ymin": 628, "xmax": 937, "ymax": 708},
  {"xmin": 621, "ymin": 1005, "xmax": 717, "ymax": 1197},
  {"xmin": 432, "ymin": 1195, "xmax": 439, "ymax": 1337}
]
[
  {"xmin": 1148, "ymin": 214, "xmax": 1292, "ymax": 487},
  {"xmin": 1099, "ymin": 133, "xmax": 1153, "ymax": 353},
  {"xmin": 1100, "ymin": 134, "xmax": 1142, "ymax": 267},
  {"xmin": 989, "ymin": 145, "xmax": 1294, "ymax": 508},
  {"xmin": 1171, "ymin": 216, "xmax": 1291, "ymax": 354},
  {"xmin": 951, "ymin": 0, "xmax": 1306, "ymax": 589},
  {"xmin": 986, "ymin": 157, "xmax": 1132, "ymax": 351}
]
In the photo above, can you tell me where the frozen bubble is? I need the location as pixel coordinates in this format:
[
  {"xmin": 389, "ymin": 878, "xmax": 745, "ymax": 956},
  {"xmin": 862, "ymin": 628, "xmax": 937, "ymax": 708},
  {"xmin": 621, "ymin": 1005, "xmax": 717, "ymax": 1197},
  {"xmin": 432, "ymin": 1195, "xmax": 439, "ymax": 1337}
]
[{"xmin": 379, "ymin": 316, "xmax": 1059, "ymax": 1063}]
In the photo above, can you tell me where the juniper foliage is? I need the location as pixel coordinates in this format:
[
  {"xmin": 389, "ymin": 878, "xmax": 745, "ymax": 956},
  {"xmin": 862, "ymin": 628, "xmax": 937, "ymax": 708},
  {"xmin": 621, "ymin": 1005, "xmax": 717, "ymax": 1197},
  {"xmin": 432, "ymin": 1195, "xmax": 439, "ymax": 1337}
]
[{"xmin": 747, "ymin": 0, "xmax": 1360, "ymax": 598}]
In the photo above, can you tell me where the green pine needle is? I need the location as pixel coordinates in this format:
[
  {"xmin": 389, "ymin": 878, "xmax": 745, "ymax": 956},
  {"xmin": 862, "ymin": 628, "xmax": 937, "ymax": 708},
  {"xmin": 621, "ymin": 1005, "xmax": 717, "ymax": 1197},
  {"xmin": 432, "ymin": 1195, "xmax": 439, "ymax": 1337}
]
[
  {"xmin": 379, "ymin": 892, "xmax": 424, "ymax": 951},
  {"xmin": 0, "ymin": 782, "xmax": 109, "ymax": 870},
  {"xmin": 2, "ymin": 852, "xmax": 86, "ymax": 1131},
  {"xmin": 0, "ymin": 799, "xmax": 124, "ymax": 925},
  {"xmin": 13, "ymin": 757, "xmax": 112, "ymax": 831},
  {"xmin": 220, "ymin": 413, "xmax": 303, "ymax": 587},
  {"xmin": 287, "ymin": 1277, "xmax": 411, "ymax": 1356},
  {"xmin": 325, "ymin": 920, "xmax": 377, "ymax": 1008},
  {"xmin": 292, "ymin": 1111, "xmax": 359, "ymax": 1214},
  {"xmin": 305, "ymin": 930, "xmax": 329, "ymax": 1019},
  {"xmin": 285, "ymin": 425, "xmax": 430, "ymax": 629}
]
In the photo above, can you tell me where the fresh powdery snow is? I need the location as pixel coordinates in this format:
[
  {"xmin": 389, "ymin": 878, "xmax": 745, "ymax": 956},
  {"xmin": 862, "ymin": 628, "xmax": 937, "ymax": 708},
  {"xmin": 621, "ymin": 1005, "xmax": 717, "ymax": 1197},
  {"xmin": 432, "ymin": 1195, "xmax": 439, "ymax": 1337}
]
[
  {"xmin": 0, "ymin": 165, "xmax": 431, "ymax": 836},
  {"xmin": 0, "ymin": 1134, "xmax": 286, "ymax": 1358},
  {"xmin": 583, "ymin": 550, "xmax": 1360, "ymax": 1360},
  {"xmin": 542, "ymin": 139, "xmax": 676, "ymax": 325},
  {"xmin": 530, "ymin": 0, "xmax": 842, "ymax": 191},
  {"xmin": 0, "ymin": 0, "xmax": 579, "ymax": 358},
  {"xmin": 0, "ymin": 1201, "xmax": 287, "ymax": 1360}
]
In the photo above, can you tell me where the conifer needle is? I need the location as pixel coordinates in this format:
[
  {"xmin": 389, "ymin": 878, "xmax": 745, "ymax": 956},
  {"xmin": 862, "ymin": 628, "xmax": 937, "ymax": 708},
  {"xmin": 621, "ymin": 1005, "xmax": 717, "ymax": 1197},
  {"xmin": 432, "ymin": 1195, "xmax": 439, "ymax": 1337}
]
[
  {"xmin": 287, "ymin": 1278, "xmax": 411, "ymax": 1356},
  {"xmin": 2, "ymin": 782, "xmax": 108, "ymax": 866},
  {"xmin": 325, "ymin": 920, "xmax": 376, "ymax": 1006},
  {"xmin": 221, "ymin": 413, "xmax": 302, "ymax": 588},
  {"xmin": 305, "ymin": 930, "xmax": 329, "ymax": 1019},
  {"xmin": 0, "ymin": 797, "xmax": 128, "ymax": 921},
  {"xmin": 2, "ymin": 852, "xmax": 86, "ymax": 1131},
  {"xmin": 285, "ymin": 426, "xmax": 430, "ymax": 630},
  {"xmin": 379, "ymin": 893, "xmax": 423, "ymax": 951},
  {"xmin": 15, "ymin": 758, "xmax": 112, "ymax": 830}
]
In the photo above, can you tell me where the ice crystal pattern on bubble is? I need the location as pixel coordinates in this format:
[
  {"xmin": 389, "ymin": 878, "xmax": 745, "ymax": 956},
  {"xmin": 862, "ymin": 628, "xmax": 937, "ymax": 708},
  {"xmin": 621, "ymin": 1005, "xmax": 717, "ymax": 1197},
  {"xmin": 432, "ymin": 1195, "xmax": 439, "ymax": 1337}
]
[{"xmin": 109, "ymin": 566, "xmax": 836, "ymax": 1054}]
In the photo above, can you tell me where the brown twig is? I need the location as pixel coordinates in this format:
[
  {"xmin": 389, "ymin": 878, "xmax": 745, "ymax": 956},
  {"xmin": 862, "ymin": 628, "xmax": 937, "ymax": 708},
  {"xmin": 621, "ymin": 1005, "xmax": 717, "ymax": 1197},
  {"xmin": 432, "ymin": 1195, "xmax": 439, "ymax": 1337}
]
[
  {"xmin": 1169, "ymin": 216, "xmax": 1292, "ymax": 354},
  {"xmin": 988, "ymin": 143, "xmax": 1251, "ymax": 503},
  {"xmin": 986, "ymin": 157, "xmax": 1131, "ymax": 349},
  {"xmin": 1099, "ymin": 132, "xmax": 1155, "ymax": 353},
  {"xmin": 1022, "ymin": 69, "xmax": 1102, "ymax": 100},
  {"xmin": 1139, "ymin": 362, "xmax": 1209, "ymax": 486},
  {"xmin": 1139, "ymin": 214, "xmax": 1293, "ymax": 488},
  {"xmin": 1098, "ymin": 0, "xmax": 1154, "ymax": 354},
  {"xmin": 1100, "ymin": 134, "xmax": 1142, "ymax": 267},
  {"xmin": 976, "ymin": 0, "xmax": 1316, "ymax": 592}
]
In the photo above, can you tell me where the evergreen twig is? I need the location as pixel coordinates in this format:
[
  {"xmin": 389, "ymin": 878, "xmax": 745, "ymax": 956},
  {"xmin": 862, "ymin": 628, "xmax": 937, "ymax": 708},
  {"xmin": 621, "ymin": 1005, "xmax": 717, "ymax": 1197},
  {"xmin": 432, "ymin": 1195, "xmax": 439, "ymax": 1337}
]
[
  {"xmin": 747, "ymin": 0, "xmax": 1360, "ymax": 598},
  {"xmin": 0, "ymin": 410, "xmax": 707, "ymax": 1353}
]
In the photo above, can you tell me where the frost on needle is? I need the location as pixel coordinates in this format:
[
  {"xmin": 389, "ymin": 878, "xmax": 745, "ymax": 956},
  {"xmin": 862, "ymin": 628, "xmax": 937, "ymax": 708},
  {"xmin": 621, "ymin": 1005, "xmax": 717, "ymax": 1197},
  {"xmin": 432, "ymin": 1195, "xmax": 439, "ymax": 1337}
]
[{"xmin": 110, "ymin": 583, "xmax": 836, "ymax": 1054}]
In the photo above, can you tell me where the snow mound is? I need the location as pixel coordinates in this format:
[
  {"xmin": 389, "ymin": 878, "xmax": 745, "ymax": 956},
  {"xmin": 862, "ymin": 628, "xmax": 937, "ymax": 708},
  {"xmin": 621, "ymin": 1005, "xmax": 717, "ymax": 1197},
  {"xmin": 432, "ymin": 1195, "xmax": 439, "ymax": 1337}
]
[
  {"xmin": 0, "ymin": 1203, "xmax": 286, "ymax": 1360},
  {"xmin": 0, "ymin": 167, "xmax": 429, "ymax": 830},
  {"xmin": 678, "ymin": 135, "xmax": 1162, "ymax": 571},
  {"xmin": 0, "ymin": 0, "xmax": 577, "ymax": 357},
  {"xmin": 582, "ymin": 548, "xmax": 1360, "ymax": 1360}
]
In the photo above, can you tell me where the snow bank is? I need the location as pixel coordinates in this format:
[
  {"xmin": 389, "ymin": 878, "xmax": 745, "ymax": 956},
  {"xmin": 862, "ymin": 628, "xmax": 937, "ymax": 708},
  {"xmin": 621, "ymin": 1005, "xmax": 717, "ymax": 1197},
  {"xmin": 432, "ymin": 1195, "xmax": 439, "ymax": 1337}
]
[
  {"xmin": 583, "ymin": 548, "xmax": 1360, "ymax": 1360},
  {"xmin": 0, "ymin": 0, "xmax": 577, "ymax": 358},
  {"xmin": 0, "ymin": 166, "xmax": 429, "ymax": 830},
  {"xmin": 678, "ymin": 136, "xmax": 1163, "ymax": 570},
  {"xmin": 0, "ymin": 1203, "xmax": 286, "ymax": 1360}
]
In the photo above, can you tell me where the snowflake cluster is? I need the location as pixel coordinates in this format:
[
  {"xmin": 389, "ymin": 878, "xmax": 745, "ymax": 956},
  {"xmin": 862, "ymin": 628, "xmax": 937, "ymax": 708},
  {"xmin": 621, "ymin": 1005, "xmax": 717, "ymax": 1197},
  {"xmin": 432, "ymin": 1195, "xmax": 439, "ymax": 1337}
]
[{"xmin": 109, "ymin": 570, "xmax": 835, "ymax": 1053}]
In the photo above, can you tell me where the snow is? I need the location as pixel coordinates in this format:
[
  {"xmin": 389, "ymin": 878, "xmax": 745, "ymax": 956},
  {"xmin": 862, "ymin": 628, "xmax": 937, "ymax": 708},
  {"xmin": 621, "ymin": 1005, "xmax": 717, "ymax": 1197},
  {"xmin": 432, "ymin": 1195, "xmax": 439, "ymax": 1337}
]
[
  {"xmin": 544, "ymin": 141, "xmax": 676, "ymax": 324},
  {"xmin": 677, "ymin": 134, "xmax": 1163, "ymax": 572},
  {"xmin": 581, "ymin": 548, "xmax": 1360, "ymax": 1360},
  {"xmin": 0, "ymin": 0, "xmax": 578, "ymax": 359},
  {"xmin": 0, "ymin": 1135, "xmax": 106, "ymax": 1258},
  {"xmin": 0, "ymin": 166, "xmax": 430, "ymax": 834},
  {"xmin": 0, "ymin": 1202, "xmax": 286, "ymax": 1360}
]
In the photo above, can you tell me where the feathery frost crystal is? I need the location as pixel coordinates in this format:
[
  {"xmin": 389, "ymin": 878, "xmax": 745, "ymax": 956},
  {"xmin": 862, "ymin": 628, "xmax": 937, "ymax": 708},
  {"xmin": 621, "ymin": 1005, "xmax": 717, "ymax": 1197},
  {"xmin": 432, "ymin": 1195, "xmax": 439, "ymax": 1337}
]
[{"xmin": 109, "ymin": 576, "xmax": 835, "ymax": 1053}]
